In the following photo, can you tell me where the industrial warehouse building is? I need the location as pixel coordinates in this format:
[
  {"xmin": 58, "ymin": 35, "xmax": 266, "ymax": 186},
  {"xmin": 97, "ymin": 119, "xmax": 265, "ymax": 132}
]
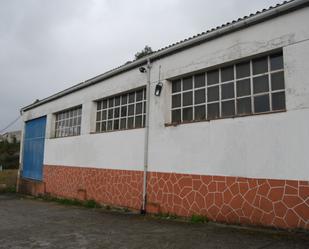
[{"xmin": 19, "ymin": 0, "xmax": 309, "ymax": 230}]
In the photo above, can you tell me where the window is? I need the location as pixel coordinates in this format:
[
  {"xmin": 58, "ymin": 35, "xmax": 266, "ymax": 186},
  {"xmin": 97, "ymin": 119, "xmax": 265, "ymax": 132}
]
[
  {"xmin": 54, "ymin": 106, "xmax": 82, "ymax": 137},
  {"xmin": 171, "ymin": 52, "xmax": 285, "ymax": 123},
  {"xmin": 96, "ymin": 88, "xmax": 146, "ymax": 132}
]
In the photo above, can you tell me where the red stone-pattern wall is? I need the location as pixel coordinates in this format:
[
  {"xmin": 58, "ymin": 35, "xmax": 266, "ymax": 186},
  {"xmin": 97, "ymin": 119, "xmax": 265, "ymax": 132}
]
[
  {"xmin": 43, "ymin": 165, "xmax": 143, "ymax": 210},
  {"xmin": 147, "ymin": 172, "xmax": 309, "ymax": 229},
  {"xmin": 37, "ymin": 165, "xmax": 309, "ymax": 230}
]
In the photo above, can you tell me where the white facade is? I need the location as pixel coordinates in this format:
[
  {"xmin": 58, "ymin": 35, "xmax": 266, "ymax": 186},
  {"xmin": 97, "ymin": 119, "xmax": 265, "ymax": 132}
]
[{"xmin": 22, "ymin": 6, "xmax": 309, "ymax": 181}]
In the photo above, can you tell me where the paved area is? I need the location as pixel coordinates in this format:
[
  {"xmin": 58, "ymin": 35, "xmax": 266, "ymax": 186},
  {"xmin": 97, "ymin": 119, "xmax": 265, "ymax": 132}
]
[{"xmin": 0, "ymin": 194, "xmax": 308, "ymax": 249}]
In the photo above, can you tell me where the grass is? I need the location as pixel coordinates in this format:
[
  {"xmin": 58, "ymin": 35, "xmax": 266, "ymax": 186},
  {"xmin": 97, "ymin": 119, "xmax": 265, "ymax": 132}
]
[
  {"xmin": 155, "ymin": 212, "xmax": 179, "ymax": 220},
  {"xmin": 0, "ymin": 186, "xmax": 16, "ymax": 193},
  {"xmin": 0, "ymin": 169, "xmax": 18, "ymax": 193},
  {"xmin": 37, "ymin": 195, "xmax": 141, "ymax": 214},
  {"xmin": 37, "ymin": 195, "xmax": 210, "ymax": 225},
  {"xmin": 190, "ymin": 214, "xmax": 209, "ymax": 224},
  {"xmin": 0, "ymin": 169, "xmax": 18, "ymax": 187},
  {"xmin": 153, "ymin": 212, "xmax": 209, "ymax": 224},
  {"xmin": 84, "ymin": 199, "xmax": 101, "ymax": 208},
  {"xmin": 39, "ymin": 195, "xmax": 101, "ymax": 209}
]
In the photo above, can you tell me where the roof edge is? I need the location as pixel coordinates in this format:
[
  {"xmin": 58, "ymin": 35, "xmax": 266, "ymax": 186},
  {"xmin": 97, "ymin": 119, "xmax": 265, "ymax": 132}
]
[{"xmin": 21, "ymin": 0, "xmax": 309, "ymax": 112}]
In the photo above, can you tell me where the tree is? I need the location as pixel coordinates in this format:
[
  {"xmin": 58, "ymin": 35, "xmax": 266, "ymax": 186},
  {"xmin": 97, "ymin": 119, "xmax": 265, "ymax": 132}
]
[{"xmin": 134, "ymin": 45, "xmax": 153, "ymax": 60}]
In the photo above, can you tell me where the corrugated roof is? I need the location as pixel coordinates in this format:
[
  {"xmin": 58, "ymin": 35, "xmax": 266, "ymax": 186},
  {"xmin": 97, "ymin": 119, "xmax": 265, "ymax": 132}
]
[{"xmin": 22, "ymin": 0, "xmax": 309, "ymax": 112}]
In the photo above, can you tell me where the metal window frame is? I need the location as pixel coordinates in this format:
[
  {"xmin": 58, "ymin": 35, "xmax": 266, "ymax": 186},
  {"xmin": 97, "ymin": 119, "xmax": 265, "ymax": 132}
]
[
  {"xmin": 171, "ymin": 52, "xmax": 285, "ymax": 124},
  {"xmin": 54, "ymin": 106, "xmax": 82, "ymax": 138},
  {"xmin": 95, "ymin": 87, "xmax": 147, "ymax": 133}
]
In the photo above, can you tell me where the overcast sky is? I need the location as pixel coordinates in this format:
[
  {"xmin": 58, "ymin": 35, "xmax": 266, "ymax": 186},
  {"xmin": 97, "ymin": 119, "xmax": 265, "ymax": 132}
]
[{"xmin": 0, "ymin": 0, "xmax": 282, "ymax": 132}]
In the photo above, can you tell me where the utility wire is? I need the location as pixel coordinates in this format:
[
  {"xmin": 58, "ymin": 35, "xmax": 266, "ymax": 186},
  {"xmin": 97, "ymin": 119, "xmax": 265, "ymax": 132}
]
[{"xmin": 0, "ymin": 115, "xmax": 21, "ymax": 135}]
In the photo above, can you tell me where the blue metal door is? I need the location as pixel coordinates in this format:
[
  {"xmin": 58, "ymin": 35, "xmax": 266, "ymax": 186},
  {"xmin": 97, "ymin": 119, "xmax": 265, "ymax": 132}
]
[{"xmin": 22, "ymin": 116, "xmax": 47, "ymax": 180}]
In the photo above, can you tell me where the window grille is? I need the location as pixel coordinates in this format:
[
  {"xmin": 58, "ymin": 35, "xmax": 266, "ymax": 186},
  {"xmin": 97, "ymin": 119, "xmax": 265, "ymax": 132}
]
[
  {"xmin": 96, "ymin": 88, "xmax": 146, "ymax": 132},
  {"xmin": 171, "ymin": 52, "xmax": 285, "ymax": 123},
  {"xmin": 55, "ymin": 106, "xmax": 82, "ymax": 137}
]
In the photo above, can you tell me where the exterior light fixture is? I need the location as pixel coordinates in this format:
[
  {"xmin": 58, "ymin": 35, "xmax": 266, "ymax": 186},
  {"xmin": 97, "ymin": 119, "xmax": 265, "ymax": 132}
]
[
  {"xmin": 139, "ymin": 67, "xmax": 147, "ymax": 73},
  {"xmin": 154, "ymin": 82, "xmax": 163, "ymax": 96}
]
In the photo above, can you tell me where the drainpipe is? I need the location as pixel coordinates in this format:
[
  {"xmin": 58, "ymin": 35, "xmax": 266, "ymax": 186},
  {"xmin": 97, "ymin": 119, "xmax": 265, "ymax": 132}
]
[
  {"xmin": 16, "ymin": 110, "xmax": 24, "ymax": 193},
  {"xmin": 141, "ymin": 58, "xmax": 151, "ymax": 214}
]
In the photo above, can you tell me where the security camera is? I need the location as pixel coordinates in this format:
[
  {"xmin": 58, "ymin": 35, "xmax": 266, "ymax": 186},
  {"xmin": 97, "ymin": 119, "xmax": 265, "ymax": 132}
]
[{"xmin": 139, "ymin": 67, "xmax": 147, "ymax": 73}]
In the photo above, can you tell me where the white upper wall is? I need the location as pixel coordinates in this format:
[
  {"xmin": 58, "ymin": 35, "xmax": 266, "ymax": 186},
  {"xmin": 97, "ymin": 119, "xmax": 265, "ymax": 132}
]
[{"xmin": 22, "ymin": 6, "xmax": 309, "ymax": 179}]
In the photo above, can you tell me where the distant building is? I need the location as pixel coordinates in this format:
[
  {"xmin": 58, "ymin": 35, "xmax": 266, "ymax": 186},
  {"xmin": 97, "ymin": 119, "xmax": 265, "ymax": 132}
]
[
  {"xmin": 0, "ymin": 131, "xmax": 21, "ymax": 143},
  {"xmin": 19, "ymin": 1, "xmax": 309, "ymax": 230}
]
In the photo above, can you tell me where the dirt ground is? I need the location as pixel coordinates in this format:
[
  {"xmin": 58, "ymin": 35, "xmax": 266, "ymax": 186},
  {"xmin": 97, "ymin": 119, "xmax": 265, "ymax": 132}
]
[{"xmin": 0, "ymin": 194, "xmax": 308, "ymax": 249}]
